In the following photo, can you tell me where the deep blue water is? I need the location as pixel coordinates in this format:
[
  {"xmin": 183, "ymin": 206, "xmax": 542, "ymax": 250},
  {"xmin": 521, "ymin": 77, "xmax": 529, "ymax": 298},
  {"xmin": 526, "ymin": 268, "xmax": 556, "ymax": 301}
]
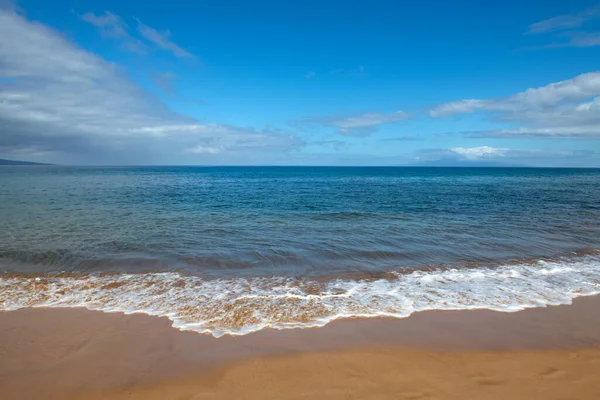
[
  {"xmin": 2, "ymin": 166, "xmax": 600, "ymax": 336},
  {"xmin": 1, "ymin": 166, "xmax": 599, "ymax": 277}
]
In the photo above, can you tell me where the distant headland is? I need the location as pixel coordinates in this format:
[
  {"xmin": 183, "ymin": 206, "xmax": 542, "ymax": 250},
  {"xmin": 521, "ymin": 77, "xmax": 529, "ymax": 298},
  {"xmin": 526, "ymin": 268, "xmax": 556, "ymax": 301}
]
[{"xmin": 0, "ymin": 159, "xmax": 52, "ymax": 166}]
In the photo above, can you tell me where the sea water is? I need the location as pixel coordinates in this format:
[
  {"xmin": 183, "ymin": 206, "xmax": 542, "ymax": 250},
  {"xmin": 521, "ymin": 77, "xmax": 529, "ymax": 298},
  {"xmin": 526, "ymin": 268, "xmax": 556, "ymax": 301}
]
[{"xmin": 1, "ymin": 166, "xmax": 600, "ymax": 336}]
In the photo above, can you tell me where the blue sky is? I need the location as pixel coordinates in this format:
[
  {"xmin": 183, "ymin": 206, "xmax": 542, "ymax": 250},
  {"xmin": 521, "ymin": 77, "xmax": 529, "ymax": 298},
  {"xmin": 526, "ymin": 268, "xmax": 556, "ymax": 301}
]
[{"xmin": 1, "ymin": 0, "xmax": 600, "ymax": 166}]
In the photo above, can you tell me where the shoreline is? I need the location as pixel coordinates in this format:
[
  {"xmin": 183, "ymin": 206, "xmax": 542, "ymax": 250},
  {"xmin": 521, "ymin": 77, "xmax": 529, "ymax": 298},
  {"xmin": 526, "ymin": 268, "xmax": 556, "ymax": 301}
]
[
  {"xmin": 3, "ymin": 248, "xmax": 600, "ymax": 338},
  {"xmin": 2, "ymin": 296, "xmax": 600, "ymax": 399}
]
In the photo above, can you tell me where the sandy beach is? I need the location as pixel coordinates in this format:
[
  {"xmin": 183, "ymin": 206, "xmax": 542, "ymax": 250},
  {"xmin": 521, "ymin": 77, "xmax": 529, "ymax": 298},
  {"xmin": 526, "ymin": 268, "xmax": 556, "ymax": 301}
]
[
  {"xmin": 2, "ymin": 296, "xmax": 600, "ymax": 400},
  {"xmin": 3, "ymin": 1, "xmax": 600, "ymax": 398}
]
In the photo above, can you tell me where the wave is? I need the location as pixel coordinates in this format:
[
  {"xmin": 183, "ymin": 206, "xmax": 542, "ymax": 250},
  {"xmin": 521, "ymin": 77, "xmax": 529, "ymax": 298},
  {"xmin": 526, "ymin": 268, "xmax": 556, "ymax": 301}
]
[{"xmin": 1, "ymin": 251, "xmax": 600, "ymax": 338}]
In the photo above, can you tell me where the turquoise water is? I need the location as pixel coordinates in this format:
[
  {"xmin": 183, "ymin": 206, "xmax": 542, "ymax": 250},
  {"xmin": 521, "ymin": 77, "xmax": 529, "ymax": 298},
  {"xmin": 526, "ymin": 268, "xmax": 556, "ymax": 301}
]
[{"xmin": 1, "ymin": 166, "xmax": 600, "ymax": 336}]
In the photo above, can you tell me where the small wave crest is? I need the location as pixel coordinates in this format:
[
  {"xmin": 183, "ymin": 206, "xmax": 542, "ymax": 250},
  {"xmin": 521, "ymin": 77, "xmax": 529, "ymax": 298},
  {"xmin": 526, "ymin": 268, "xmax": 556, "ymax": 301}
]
[{"xmin": 2, "ymin": 252, "xmax": 600, "ymax": 338}]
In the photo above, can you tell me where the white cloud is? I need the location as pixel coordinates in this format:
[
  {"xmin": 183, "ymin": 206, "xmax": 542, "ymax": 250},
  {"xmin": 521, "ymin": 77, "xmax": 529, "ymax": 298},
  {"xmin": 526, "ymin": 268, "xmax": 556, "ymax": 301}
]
[
  {"xmin": 81, "ymin": 11, "xmax": 128, "ymax": 37},
  {"xmin": 526, "ymin": 4, "xmax": 600, "ymax": 48},
  {"xmin": 528, "ymin": 15, "xmax": 586, "ymax": 35},
  {"xmin": 552, "ymin": 31, "xmax": 600, "ymax": 48},
  {"xmin": 527, "ymin": 4, "xmax": 600, "ymax": 34},
  {"xmin": 136, "ymin": 19, "xmax": 194, "ymax": 59},
  {"xmin": 81, "ymin": 11, "xmax": 147, "ymax": 54},
  {"xmin": 0, "ymin": 9, "xmax": 301, "ymax": 164},
  {"xmin": 449, "ymin": 146, "xmax": 508, "ymax": 160},
  {"xmin": 428, "ymin": 99, "xmax": 485, "ymax": 118},
  {"xmin": 431, "ymin": 72, "xmax": 600, "ymax": 116},
  {"xmin": 298, "ymin": 111, "xmax": 411, "ymax": 136},
  {"xmin": 474, "ymin": 125, "xmax": 600, "ymax": 139},
  {"xmin": 429, "ymin": 72, "xmax": 600, "ymax": 138},
  {"xmin": 412, "ymin": 147, "xmax": 598, "ymax": 167},
  {"xmin": 571, "ymin": 31, "xmax": 600, "ymax": 47},
  {"xmin": 82, "ymin": 11, "xmax": 194, "ymax": 58},
  {"xmin": 334, "ymin": 111, "xmax": 410, "ymax": 133},
  {"xmin": 186, "ymin": 145, "xmax": 222, "ymax": 154}
]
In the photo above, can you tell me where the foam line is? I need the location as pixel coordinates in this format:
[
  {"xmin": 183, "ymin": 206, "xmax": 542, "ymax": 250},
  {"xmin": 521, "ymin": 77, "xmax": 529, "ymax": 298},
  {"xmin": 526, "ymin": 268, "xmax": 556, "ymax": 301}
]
[{"xmin": 1, "ymin": 254, "xmax": 599, "ymax": 337}]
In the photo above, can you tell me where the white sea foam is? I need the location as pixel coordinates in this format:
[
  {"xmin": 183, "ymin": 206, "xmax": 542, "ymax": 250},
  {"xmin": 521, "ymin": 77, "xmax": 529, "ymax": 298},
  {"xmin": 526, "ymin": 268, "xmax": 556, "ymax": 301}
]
[{"xmin": 1, "ymin": 254, "xmax": 599, "ymax": 337}]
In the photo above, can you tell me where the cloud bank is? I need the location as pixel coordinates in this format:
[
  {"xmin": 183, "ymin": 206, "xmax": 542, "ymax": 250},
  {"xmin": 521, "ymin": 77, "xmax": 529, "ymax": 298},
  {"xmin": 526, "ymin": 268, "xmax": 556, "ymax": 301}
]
[
  {"xmin": 429, "ymin": 72, "xmax": 600, "ymax": 138},
  {"xmin": 0, "ymin": 8, "xmax": 301, "ymax": 164}
]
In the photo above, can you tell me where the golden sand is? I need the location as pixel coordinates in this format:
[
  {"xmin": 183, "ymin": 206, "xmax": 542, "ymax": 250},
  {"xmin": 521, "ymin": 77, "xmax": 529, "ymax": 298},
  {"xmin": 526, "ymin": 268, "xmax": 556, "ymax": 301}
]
[
  {"xmin": 78, "ymin": 347, "xmax": 600, "ymax": 400},
  {"xmin": 2, "ymin": 296, "xmax": 600, "ymax": 400}
]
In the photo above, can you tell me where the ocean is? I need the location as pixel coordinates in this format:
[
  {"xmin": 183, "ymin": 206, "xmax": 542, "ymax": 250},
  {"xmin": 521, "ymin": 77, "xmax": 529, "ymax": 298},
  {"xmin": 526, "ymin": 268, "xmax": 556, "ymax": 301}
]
[{"xmin": 1, "ymin": 166, "xmax": 600, "ymax": 337}]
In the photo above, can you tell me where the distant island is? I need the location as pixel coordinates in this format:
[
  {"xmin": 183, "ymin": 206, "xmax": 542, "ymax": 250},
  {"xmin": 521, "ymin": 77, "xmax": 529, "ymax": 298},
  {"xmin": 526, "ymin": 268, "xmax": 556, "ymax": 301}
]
[
  {"xmin": 410, "ymin": 159, "xmax": 528, "ymax": 168},
  {"xmin": 0, "ymin": 158, "xmax": 52, "ymax": 166}
]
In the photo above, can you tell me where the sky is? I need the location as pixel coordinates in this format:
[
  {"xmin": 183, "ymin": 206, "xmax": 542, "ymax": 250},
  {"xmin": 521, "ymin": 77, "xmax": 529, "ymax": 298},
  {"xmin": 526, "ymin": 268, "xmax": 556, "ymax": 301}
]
[{"xmin": 1, "ymin": 0, "xmax": 600, "ymax": 166}]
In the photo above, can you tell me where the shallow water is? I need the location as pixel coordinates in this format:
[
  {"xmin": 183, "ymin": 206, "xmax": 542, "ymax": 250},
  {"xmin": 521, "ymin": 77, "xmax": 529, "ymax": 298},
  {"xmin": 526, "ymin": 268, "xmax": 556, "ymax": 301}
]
[{"xmin": 1, "ymin": 166, "xmax": 600, "ymax": 336}]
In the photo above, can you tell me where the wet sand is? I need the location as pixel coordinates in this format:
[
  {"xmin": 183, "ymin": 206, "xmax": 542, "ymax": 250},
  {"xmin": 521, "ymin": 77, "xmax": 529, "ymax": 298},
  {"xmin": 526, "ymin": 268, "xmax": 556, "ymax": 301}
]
[{"xmin": 2, "ymin": 296, "xmax": 600, "ymax": 399}]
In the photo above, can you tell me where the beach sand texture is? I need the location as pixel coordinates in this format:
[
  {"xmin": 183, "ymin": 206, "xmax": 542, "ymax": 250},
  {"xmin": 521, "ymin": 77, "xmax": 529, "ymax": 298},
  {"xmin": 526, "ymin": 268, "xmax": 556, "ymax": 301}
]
[{"xmin": 2, "ymin": 296, "xmax": 600, "ymax": 400}]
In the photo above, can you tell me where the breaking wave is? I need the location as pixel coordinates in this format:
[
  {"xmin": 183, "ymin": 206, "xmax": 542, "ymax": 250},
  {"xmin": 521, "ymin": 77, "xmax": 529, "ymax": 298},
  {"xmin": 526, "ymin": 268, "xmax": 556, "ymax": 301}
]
[{"xmin": 1, "ymin": 251, "xmax": 600, "ymax": 338}]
